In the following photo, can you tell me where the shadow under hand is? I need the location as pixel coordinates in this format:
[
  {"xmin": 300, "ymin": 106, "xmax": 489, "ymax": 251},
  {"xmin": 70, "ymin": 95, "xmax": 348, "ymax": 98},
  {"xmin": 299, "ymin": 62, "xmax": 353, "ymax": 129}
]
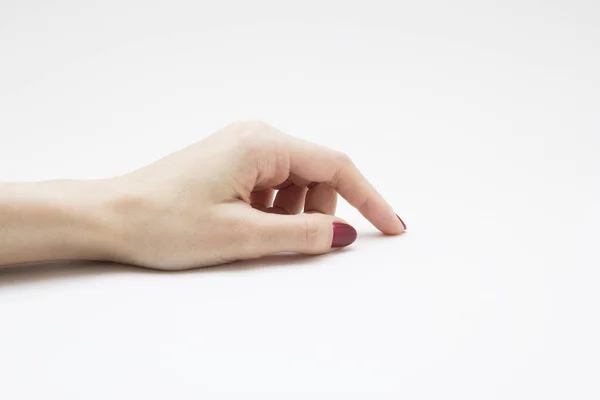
[
  {"xmin": 0, "ymin": 251, "xmax": 341, "ymax": 287},
  {"xmin": 0, "ymin": 261, "xmax": 144, "ymax": 288},
  {"xmin": 196, "ymin": 252, "xmax": 338, "ymax": 274}
]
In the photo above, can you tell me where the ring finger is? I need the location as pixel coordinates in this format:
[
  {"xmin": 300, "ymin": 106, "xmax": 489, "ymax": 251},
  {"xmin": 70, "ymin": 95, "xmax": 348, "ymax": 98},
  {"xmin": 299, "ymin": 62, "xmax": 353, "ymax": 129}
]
[
  {"xmin": 304, "ymin": 183, "xmax": 337, "ymax": 215},
  {"xmin": 268, "ymin": 184, "xmax": 308, "ymax": 215}
]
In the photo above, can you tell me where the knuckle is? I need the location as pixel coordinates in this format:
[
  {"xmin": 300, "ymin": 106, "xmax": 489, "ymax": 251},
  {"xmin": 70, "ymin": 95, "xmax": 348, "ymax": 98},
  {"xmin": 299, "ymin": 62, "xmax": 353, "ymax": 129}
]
[
  {"xmin": 356, "ymin": 196, "xmax": 371, "ymax": 212},
  {"xmin": 334, "ymin": 151, "xmax": 353, "ymax": 167},
  {"xmin": 240, "ymin": 134, "xmax": 267, "ymax": 154},
  {"xmin": 242, "ymin": 120, "xmax": 272, "ymax": 133},
  {"xmin": 237, "ymin": 121, "xmax": 276, "ymax": 151},
  {"xmin": 303, "ymin": 219, "xmax": 321, "ymax": 250},
  {"xmin": 234, "ymin": 122, "xmax": 290, "ymax": 172}
]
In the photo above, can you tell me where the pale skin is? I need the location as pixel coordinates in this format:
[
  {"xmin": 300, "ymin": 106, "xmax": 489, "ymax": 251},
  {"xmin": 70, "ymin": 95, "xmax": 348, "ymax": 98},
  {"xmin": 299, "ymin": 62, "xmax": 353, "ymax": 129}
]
[{"xmin": 0, "ymin": 121, "xmax": 406, "ymax": 271}]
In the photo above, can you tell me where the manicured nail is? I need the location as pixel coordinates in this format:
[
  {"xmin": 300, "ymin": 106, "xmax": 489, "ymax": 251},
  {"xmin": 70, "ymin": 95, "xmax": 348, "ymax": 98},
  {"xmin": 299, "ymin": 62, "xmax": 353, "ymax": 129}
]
[
  {"xmin": 332, "ymin": 223, "xmax": 358, "ymax": 248},
  {"xmin": 396, "ymin": 214, "xmax": 407, "ymax": 230}
]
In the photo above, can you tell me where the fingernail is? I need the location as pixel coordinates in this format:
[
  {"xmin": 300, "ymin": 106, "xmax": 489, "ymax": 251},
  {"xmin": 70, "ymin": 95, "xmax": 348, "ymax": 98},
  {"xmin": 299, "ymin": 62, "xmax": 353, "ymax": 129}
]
[
  {"xmin": 332, "ymin": 223, "xmax": 358, "ymax": 248},
  {"xmin": 396, "ymin": 214, "xmax": 407, "ymax": 230}
]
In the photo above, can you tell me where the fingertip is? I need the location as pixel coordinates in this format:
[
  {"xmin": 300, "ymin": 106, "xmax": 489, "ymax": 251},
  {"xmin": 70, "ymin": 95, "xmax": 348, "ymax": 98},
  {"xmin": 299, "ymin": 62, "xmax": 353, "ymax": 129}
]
[
  {"xmin": 396, "ymin": 214, "xmax": 407, "ymax": 231},
  {"xmin": 377, "ymin": 212, "xmax": 407, "ymax": 236}
]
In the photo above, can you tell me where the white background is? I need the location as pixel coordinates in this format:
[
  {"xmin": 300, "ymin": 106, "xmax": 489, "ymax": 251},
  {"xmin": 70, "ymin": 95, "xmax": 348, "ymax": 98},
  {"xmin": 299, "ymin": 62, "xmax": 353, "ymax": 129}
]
[{"xmin": 0, "ymin": 0, "xmax": 599, "ymax": 398}]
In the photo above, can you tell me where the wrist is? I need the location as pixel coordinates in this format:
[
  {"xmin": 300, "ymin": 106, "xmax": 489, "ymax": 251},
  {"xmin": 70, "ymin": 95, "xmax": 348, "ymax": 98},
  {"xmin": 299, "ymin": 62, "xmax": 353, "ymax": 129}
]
[{"xmin": 0, "ymin": 179, "xmax": 120, "ymax": 265}]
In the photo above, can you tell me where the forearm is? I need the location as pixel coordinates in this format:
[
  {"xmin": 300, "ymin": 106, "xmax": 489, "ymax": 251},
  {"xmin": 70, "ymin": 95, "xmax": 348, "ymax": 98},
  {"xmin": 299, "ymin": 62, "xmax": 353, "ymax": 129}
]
[{"xmin": 0, "ymin": 180, "xmax": 117, "ymax": 266}]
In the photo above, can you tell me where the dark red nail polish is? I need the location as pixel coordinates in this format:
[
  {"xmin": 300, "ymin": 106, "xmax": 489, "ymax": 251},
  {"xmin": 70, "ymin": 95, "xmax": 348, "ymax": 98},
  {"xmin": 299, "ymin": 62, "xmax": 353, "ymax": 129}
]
[
  {"xmin": 396, "ymin": 214, "xmax": 407, "ymax": 230},
  {"xmin": 332, "ymin": 223, "xmax": 357, "ymax": 248}
]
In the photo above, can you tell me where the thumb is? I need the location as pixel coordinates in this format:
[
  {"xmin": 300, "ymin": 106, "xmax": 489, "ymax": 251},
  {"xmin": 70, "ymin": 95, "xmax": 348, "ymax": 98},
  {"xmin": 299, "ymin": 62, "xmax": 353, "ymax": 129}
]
[{"xmin": 248, "ymin": 211, "xmax": 358, "ymax": 256}]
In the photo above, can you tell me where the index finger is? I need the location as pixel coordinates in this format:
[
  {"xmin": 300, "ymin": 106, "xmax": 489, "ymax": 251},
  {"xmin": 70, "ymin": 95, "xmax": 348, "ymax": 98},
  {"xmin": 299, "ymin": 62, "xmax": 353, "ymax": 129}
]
[{"xmin": 286, "ymin": 137, "xmax": 406, "ymax": 235}]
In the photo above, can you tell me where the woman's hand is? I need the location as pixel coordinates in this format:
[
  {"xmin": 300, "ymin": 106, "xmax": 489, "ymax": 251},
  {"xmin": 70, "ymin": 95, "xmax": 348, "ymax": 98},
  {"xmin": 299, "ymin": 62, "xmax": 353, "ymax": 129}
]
[
  {"xmin": 104, "ymin": 121, "xmax": 406, "ymax": 270},
  {"xmin": 0, "ymin": 121, "xmax": 405, "ymax": 270}
]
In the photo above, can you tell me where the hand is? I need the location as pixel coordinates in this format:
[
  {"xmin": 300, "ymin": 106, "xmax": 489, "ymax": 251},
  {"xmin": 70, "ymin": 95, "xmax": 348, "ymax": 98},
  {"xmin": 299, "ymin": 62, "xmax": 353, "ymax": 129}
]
[{"xmin": 105, "ymin": 121, "xmax": 406, "ymax": 270}]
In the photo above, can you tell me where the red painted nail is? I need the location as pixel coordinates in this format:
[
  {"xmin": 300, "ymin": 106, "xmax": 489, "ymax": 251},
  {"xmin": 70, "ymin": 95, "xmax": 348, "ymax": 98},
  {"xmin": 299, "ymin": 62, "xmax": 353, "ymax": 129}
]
[
  {"xmin": 396, "ymin": 214, "xmax": 407, "ymax": 230},
  {"xmin": 331, "ymin": 223, "xmax": 357, "ymax": 248}
]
